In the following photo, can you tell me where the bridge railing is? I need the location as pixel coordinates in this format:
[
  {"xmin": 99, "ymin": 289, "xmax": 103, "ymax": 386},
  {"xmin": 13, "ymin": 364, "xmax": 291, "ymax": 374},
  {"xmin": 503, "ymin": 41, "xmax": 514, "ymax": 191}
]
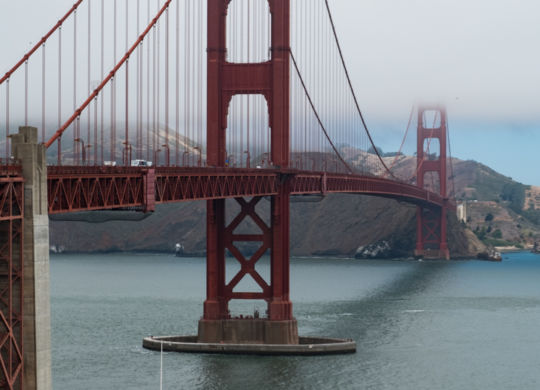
[{"xmin": 0, "ymin": 164, "xmax": 22, "ymax": 177}]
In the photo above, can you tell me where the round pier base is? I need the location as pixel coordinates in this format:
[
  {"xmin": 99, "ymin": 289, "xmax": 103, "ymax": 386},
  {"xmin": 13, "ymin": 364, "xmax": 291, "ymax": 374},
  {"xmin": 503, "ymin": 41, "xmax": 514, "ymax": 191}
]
[{"xmin": 142, "ymin": 335, "xmax": 356, "ymax": 355}]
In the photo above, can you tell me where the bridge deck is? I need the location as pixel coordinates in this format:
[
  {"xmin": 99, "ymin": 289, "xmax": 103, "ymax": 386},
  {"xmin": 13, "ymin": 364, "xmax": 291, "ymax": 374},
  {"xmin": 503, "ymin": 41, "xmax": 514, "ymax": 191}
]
[{"xmin": 45, "ymin": 166, "xmax": 448, "ymax": 214}]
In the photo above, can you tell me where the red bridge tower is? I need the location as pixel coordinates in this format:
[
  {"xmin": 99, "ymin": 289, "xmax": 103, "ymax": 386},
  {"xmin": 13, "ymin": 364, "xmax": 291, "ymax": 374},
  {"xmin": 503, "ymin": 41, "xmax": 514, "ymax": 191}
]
[
  {"xmin": 199, "ymin": 0, "xmax": 298, "ymax": 344},
  {"xmin": 415, "ymin": 106, "xmax": 450, "ymax": 260}
]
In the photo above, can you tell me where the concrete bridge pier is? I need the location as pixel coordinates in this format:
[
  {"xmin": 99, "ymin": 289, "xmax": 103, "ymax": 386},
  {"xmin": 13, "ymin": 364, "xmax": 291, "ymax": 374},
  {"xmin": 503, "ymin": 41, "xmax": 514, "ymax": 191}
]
[{"xmin": 11, "ymin": 127, "xmax": 52, "ymax": 390}]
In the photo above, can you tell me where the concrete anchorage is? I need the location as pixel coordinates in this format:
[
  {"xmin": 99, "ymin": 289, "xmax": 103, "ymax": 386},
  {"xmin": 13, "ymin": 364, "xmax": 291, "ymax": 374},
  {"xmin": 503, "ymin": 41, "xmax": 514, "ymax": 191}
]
[{"xmin": 11, "ymin": 127, "xmax": 52, "ymax": 390}]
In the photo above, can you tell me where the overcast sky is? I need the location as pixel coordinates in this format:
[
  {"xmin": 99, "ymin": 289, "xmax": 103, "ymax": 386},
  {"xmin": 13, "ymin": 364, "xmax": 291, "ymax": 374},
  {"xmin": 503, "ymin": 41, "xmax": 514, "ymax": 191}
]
[
  {"xmin": 328, "ymin": 0, "xmax": 540, "ymax": 185},
  {"xmin": 1, "ymin": 0, "xmax": 539, "ymax": 184}
]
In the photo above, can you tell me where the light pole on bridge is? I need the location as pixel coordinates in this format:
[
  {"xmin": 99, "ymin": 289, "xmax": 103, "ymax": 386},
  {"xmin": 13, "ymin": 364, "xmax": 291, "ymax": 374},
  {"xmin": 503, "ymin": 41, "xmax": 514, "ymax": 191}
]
[
  {"xmin": 123, "ymin": 142, "xmax": 132, "ymax": 166},
  {"xmin": 162, "ymin": 144, "xmax": 170, "ymax": 166},
  {"xmin": 74, "ymin": 138, "xmax": 87, "ymax": 166},
  {"xmin": 154, "ymin": 149, "xmax": 161, "ymax": 166},
  {"xmin": 244, "ymin": 150, "xmax": 251, "ymax": 168},
  {"xmin": 194, "ymin": 146, "xmax": 202, "ymax": 167}
]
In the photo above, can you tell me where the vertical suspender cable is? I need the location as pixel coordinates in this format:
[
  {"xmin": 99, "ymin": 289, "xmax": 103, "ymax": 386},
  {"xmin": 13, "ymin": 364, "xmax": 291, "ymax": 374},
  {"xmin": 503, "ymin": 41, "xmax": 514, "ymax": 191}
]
[
  {"xmin": 139, "ymin": 43, "xmax": 143, "ymax": 160},
  {"xmin": 247, "ymin": 0, "xmax": 250, "ymax": 167},
  {"xmin": 327, "ymin": 5, "xmax": 332, "ymax": 167},
  {"xmin": 255, "ymin": 0, "xmax": 259, "ymax": 162},
  {"xmin": 183, "ymin": 0, "xmax": 188, "ymax": 165},
  {"xmin": 137, "ymin": 45, "xmax": 141, "ymax": 159},
  {"xmin": 228, "ymin": 5, "xmax": 232, "ymax": 162},
  {"xmin": 186, "ymin": 0, "xmax": 193, "ymax": 165},
  {"xmin": 228, "ymin": 4, "xmax": 232, "ymax": 162},
  {"xmin": 300, "ymin": 0, "xmax": 309, "ymax": 159},
  {"xmin": 319, "ymin": 2, "xmax": 323, "ymax": 160},
  {"xmin": 24, "ymin": 61, "xmax": 28, "ymax": 127},
  {"xmin": 110, "ymin": 77, "xmax": 115, "ymax": 162},
  {"xmin": 195, "ymin": 0, "xmax": 199, "ymax": 164},
  {"xmin": 157, "ymin": 0, "xmax": 161, "ymax": 165},
  {"xmin": 147, "ymin": 0, "xmax": 151, "ymax": 161},
  {"xmin": 88, "ymin": 0, "xmax": 92, "ymax": 165},
  {"xmin": 76, "ymin": 117, "xmax": 81, "ymax": 164},
  {"xmin": 267, "ymin": 7, "xmax": 271, "ymax": 158},
  {"xmin": 136, "ymin": 0, "xmax": 141, "ymax": 159},
  {"xmin": 42, "ymin": 44, "xmax": 46, "ymax": 142},
  {"xmin": 253, "ymin": 1, "xmax": 256, "ymax": 162},
  {"xmin": 175, "ymin": 0, "xmax": 180, "ymax": 166},
  {"xmin": 198, "ymin": 0, "xmax": 202, "ymax": 165},
  {"xmin": 94, "ymin": 97, "xmax": 98, "ymax": 165},
  {"xmin": 257, "ymin": 2, "xmax": 261, "ymax": 162},
  {"xmin": 156, "ymin": 2, "xmax": 160, "ymax": 164},
  {"xmin": 125, "ymin": 59, "xmax": 129, "ymax": 166},
  {"xmin": 165, "ymin": 7, "xmax": 170, "ymax": 165},
  {"xmin": 125, "ymin": 0, "xmax": 130, "ymax": 165},
  {"xmin": 194, "ymin": 0, "xmax": 199, "ymax": 165},
  {"xmin": 323, "ymin": 3, "xmax": 327, "ymax": 163},
  {"xmin": 153, "ymin": 23, "xmax": 157, "ymax": 163},
  {"xmin": 316, "ymin": 2, "xmax": 320, "ymax": 159},
  {"xmin": 100, "ymin": 0, "xmax": 104, "ymax": 164},
  {"xmin": 321, "ymin": 2, "xmax": 325, "ymax": 161},
  {"xmin": 294, "ymin": 0, "xmax": 298, "ymax": 159},
  {"xmin": 256, "ymin": 0, "xmax": 260, "ymax": 162},
  {"xmin": 74, "ymin": 9, "xmax": 78, "ymax": 164},
  {"xmin": 306, "ymin": 0, "xmax": 310, "ymax": 159},
  {"xmin": 309, "ymin": 0, "xmax": 313, "ymax": 156},
  {"xmin": 242, "ymin": 1, "xmax": 249, "ymax": 168},
  {"xmin": 232, "ymin": 4, "xmax": 236, "ymax": 163},
  {"xmin": 227, "ymin": 4, "xmax": 231, "ymax": 163},
  {"xmin": 5, "ymin": 80, "xmax": 9, "ymax": 161},
  {"xmin": 302, "ymin": 0, "xmax": 306, "ymax": 161},
  {"xmin": 195, "ymin": 0, "xmax": 198, "ymax": 164},
  {"xmin": 58, "ymin": 26, "xmax": 62, "ymax": 165},
  {"xmin": 112, "ymin": 0, "xmax": 117, "ymax": 162}
]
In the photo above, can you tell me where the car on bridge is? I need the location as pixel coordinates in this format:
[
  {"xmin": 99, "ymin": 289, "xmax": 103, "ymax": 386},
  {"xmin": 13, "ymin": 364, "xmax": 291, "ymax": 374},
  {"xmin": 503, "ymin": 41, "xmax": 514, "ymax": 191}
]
[{"xmin": 131, "ymin": 160, "xmax": 153, "ymax": 167}]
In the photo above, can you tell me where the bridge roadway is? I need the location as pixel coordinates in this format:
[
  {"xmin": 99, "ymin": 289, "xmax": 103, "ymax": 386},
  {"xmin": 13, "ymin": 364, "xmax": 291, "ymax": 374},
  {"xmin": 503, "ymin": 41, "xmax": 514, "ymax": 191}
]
[{"xmin": 46, "ymin": 165, "xmax": 448, "ymax": 215}]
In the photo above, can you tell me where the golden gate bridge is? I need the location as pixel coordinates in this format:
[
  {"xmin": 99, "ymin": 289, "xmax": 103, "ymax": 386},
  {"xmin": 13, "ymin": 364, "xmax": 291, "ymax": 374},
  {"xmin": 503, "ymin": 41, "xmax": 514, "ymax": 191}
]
[{"xmin": 0, "ymin": 0, "xmax": 455, "ymax": 388}]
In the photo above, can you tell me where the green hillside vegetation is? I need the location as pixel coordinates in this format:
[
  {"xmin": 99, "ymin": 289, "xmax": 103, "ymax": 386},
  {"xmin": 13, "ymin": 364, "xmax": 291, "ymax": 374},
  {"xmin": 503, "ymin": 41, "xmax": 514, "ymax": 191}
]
[
  {"xmin": 500, "ymin": 182, "xmax": 526, "ymax": 214},
  {"xmin": 462, "ymin": 162, "xmax": 518, "ymax": 202}
]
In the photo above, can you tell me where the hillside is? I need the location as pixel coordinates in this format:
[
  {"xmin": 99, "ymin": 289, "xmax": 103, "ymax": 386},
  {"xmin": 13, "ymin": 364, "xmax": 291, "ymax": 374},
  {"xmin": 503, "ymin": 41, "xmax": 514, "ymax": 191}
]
[
  {"xmin": 50, "ymin": 150, "xmax": 537, "ymax": 258},
  {"xmin": 50, "ymin": 193, "xmax": 482, "ymax": 258},
  {"xmin": 377, "ymin": 155, "xmax": 540, "ymax": 248}
]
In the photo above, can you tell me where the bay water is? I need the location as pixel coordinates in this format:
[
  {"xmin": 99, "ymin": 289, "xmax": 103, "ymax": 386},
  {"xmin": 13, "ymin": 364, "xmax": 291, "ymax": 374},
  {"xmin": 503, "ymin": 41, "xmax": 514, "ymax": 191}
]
[{"xmin": 51, "ymin": 252, "xmax": 540, "ymax": 389}]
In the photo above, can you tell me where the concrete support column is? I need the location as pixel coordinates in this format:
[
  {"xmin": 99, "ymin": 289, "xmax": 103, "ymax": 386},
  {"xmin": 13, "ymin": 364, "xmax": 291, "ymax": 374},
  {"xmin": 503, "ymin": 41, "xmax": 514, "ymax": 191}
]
[{"xmin": 11, "ymin": 127, "xmax": 52, "ymax": 390}]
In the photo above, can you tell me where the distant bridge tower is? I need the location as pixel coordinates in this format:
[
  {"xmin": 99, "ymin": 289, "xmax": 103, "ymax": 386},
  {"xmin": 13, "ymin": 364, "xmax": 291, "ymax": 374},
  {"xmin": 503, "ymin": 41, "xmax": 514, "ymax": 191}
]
[
  {"xmin": 200, "ymin": 0, "xmax": 297, "ymax": 344},
  {"xmin": 415, "ymin": 106, "xmax": 450, "ymax": 260}
]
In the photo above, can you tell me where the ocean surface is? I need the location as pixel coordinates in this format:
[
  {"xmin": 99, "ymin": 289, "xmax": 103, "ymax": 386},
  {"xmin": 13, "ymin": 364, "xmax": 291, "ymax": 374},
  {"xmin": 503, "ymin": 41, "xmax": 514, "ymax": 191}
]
[{"xmin": 50, "ymin": 252, "xmax": 540, "ymax": 389}]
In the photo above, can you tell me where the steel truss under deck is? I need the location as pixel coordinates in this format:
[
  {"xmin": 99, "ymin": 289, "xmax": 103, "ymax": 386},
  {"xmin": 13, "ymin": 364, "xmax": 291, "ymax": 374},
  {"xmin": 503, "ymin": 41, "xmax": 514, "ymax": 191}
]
[{"xmin": 0, "ymin": 167, "xmax": 24, "ymax": 390}]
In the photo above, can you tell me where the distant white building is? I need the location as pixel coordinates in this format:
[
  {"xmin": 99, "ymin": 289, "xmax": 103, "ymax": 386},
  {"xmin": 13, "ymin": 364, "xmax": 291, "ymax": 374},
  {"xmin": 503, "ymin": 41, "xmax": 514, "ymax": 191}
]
[{"xmin": 457, "ymin": 202, "xmax": 467, "ymax": 223}]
